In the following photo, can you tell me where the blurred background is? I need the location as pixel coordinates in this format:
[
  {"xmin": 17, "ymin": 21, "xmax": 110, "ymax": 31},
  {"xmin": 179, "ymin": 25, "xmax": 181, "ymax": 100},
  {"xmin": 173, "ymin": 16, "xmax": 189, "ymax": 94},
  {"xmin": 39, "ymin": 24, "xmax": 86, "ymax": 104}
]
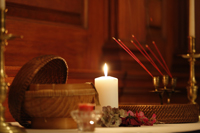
[{"xmin": 3, "ymin": 0, "xmax": 200, "ymax": 121}]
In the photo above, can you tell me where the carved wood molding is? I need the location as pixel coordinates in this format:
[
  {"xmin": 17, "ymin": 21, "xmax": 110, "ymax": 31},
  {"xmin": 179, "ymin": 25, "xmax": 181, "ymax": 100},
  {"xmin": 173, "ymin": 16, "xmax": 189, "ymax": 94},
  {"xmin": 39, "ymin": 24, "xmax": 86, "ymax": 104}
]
[{"xmin": 6, "ymin": 0, "xmax": 88, "ymax": 28}]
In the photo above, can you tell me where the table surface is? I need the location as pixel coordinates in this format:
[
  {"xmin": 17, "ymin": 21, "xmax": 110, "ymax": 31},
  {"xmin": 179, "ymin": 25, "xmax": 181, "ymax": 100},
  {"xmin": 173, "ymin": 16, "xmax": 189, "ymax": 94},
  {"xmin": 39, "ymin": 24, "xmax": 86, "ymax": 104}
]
[{"xmin": 10, "ymin": 121, "xmax": 200, "ymax": 133}]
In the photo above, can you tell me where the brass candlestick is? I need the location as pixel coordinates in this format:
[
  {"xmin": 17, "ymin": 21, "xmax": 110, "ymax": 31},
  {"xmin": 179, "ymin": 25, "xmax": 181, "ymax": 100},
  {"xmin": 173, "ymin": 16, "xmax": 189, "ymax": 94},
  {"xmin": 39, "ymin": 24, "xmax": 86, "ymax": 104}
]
[
  {"xmin": 181, "ymin": 36, "xmax": 200, "ymax": 104},
  {"xmin": 0, "ymin": 9, "xmax": 26, "ymax": 133}
]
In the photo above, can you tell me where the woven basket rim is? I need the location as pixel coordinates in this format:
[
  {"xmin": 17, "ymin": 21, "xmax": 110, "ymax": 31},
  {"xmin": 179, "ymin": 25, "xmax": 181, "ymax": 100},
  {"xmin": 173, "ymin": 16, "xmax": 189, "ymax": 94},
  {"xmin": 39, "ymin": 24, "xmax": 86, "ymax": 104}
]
[
  {"xmin": 119, "ymin": 103, "xmax": 199, "ymax": 107},
  {"xmin": 25, "ymin": 89, "xmax": 97, "ymax": 97},
  {"xmin": 119, "ymin": 104, "xmax": 199, "ymax": 123},
  {"xmin": 29, "ymin": 83, "xmax": 95, "ymax": 90}
]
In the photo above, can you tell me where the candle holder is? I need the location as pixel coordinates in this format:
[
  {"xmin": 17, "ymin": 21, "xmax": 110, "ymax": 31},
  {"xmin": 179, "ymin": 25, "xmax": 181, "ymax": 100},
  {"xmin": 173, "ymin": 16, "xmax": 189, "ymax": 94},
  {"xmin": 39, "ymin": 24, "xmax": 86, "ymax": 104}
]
[
  {"xmin": 181, "ymin": 36, "xmax": 200, "ymax": 104},
  {"xmin": 151, "ymin": 75, "xmax": 178, "ymax": 105},
  {"xmin": 0, "ymin": 9, "xmax": 26, "ymax": 133},
  {"xmin": 70, "ymin": 110, "xmax": 102, "ymax": 132}
]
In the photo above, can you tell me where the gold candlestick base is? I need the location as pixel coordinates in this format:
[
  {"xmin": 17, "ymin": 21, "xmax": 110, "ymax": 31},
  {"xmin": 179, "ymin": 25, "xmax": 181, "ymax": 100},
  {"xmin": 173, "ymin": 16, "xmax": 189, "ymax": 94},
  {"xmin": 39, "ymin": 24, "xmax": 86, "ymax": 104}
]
[
  {"xmin": 187, "ymin": 85, "xmax": 198, "ymax": 104},
  {"xmin": 0, "ymin": 122, "xmax": 26, "ymax": 133}
]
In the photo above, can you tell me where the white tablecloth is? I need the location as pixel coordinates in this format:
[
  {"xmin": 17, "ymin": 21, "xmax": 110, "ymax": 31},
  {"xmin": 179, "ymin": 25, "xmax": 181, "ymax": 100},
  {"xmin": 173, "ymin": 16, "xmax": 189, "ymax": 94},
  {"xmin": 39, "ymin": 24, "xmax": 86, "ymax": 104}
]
[{"xmin": 11, "ymin": 122, "xmax": 200, "ymax": 133}]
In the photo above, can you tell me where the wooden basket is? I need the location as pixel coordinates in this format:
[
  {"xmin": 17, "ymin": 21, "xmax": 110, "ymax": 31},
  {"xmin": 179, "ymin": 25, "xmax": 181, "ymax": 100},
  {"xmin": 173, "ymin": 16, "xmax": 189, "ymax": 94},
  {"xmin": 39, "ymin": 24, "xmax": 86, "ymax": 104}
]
[
  {"xmin": 24, "ymin": 83, "xmax": 100, "ymax": 129},
  {"xmin": 8, "ymin": 55, "xmax": 68, "ymax": 128},
  {"xmin": 119, "ymin": 104, "xmax": 199, "ymax": 123}
]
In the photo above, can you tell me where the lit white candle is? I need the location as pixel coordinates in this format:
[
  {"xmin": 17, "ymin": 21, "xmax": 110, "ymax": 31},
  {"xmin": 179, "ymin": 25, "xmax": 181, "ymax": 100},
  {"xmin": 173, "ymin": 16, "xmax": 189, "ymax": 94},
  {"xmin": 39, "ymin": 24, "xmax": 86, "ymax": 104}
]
[
  {"xmin": 189, "ymin": 0, "xmax": 195, "ymax": 37},
  {"xmin": 0, "ymin": 0, "xmax": 5, "ymax": 9},
  {"xmin": 95, "ymin": 63, "xmax": 118, "ymax": 108}
]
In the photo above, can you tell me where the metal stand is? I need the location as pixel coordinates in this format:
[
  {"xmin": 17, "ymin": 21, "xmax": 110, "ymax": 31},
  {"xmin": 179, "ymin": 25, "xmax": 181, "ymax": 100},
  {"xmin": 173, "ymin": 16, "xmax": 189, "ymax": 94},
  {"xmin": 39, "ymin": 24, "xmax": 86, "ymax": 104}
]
[
  {"xmin": 151, "ymin": 75, "xmax": 178, "ymax": 105},
  {"xmin": 181, "ymin": 36, "xmax": 200, "ymax": 104},
  {"xmin": 0, "ymin": 9, "xmax": 26, "ymax": 133}
]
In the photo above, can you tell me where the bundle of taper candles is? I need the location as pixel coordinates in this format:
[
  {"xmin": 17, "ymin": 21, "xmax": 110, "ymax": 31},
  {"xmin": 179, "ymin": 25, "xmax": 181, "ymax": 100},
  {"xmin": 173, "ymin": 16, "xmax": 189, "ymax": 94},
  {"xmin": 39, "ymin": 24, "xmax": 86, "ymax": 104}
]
[{"xmin": 113, "ymin": 35, "xmax": 177, "ymax": 104}]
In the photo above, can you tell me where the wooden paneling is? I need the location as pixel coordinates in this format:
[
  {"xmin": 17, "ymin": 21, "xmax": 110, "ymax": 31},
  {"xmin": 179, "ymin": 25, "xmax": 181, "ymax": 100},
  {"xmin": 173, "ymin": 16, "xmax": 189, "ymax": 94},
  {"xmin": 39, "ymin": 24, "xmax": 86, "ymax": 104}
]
[
  {"xmin": 5, "ymin": 0, "xmax": 107, "ymax": 69},
  {"xmin": 5, "ymin": 0, "xmax": 90, "ymax": 69},
  {"xmin": 118, "ymin": 0, "xmax": 146, "ymax": 42},
  {"xmin": 7, "ymin": 0, "xmax": 83, "ymax": 13},
  {"xmin": 148, "ymin": 0, "xmax": 162, "ymax": 28},
  {"xmin": 6, "ymin": 17, "xmax": 88, "ymax": 68},
  {"xmin": 195, "ymin": 0, "xmax": 200, "ymax": 51},
  {"xmin": 6, "ymin": 0, "xmax": 86, "ymax": 26}
]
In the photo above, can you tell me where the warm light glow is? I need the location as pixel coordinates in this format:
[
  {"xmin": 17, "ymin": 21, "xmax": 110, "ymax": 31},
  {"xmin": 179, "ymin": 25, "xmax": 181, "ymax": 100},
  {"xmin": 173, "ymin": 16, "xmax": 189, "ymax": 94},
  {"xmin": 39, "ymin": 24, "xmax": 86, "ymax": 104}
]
[
  {"xmin": 103, "ymin": 63, "xmax": 108, "ymax": 77},
  {"xmin": 90, "ymin": 120, "xmax": 94, "ymax": 125}
]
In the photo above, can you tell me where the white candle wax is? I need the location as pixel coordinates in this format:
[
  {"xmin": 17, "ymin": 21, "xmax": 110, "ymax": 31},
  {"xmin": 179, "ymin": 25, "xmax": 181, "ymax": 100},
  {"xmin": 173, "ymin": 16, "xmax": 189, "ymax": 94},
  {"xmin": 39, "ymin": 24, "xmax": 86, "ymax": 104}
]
[
  {"xmin": 95, "ymin": 76, "xmax": 118, "ymax": 108},
  {"xmin": 0, "ymin": 0, "xmax": 5, "ymax": 9},
  {"xmin": 189, "ymin": 0, "xmax": 195, "ymax": 37},
  {"xmin": 95, "ymin": 64, "xmax": 118, "ymax": 108}
]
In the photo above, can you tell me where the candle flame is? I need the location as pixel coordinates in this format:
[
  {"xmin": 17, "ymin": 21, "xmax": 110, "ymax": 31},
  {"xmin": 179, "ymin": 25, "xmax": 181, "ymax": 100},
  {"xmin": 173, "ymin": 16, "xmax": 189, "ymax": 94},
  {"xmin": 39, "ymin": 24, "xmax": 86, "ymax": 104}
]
[
  {"xmin": 104, "ymin": 63, "xmax": 108, "ymax": 77},
  {"xmin": 90, "ymin": 120, "xmax": 94, "ymax": 125}
]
